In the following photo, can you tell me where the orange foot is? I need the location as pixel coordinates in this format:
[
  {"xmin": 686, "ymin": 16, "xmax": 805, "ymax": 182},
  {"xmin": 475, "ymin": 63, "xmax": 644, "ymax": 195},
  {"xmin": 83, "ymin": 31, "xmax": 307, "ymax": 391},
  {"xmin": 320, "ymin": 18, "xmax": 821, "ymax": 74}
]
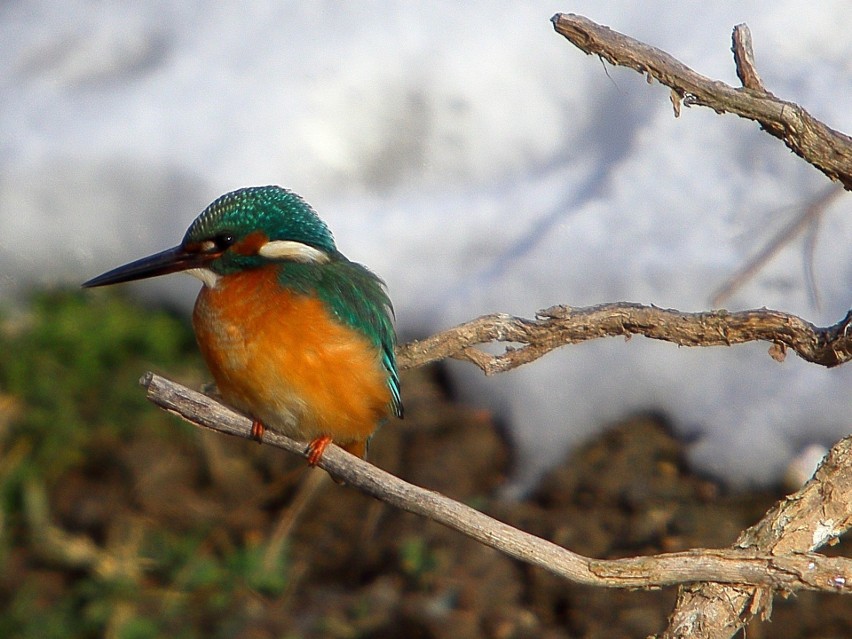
[
  {"xmin": 250, "ymin": 420, "xmax": 266, "ymax": 443},
  {"xmin": 306, "ymin": 435, "xmax": 333, "ymax": 466}
]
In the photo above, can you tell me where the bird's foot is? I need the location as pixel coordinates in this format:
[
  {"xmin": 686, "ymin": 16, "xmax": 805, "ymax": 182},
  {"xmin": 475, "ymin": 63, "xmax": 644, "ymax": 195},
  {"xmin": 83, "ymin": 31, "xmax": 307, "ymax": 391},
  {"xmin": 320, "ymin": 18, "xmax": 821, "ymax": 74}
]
[
  {"xmin": 250, "ymin": 420, "xmax": 266, "ymax": 444},
  {"xmin": 306, "ymin": 435, "xmax": 333, "ymax": 466}
]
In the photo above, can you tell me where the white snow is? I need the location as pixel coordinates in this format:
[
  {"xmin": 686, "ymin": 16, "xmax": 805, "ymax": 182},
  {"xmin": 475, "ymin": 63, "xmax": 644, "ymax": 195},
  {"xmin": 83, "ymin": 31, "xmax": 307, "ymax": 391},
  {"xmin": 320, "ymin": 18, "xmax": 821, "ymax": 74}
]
[{"xmin": 2, "ymin": 1, "xmax": 850, "ymax": 490}]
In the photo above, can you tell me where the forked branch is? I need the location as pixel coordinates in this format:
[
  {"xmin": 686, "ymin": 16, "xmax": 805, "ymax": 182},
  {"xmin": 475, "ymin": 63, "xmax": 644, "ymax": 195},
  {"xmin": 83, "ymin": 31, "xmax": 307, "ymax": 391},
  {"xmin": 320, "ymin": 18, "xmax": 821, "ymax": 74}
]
[{"xmin": 551, "ymin": 13, "xmax": 852, "ymax": 190}]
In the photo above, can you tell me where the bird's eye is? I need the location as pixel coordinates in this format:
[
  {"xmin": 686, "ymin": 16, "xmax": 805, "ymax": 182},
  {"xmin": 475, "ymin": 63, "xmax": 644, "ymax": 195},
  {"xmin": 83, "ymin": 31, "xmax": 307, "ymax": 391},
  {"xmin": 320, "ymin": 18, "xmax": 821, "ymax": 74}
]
[
  {"xmin": 212, "ymin": 233, "xmax": 236, "ymax": 251},
  {"xmin": 196, "ymin": 233, "xmax": 236, "ymax": 254}
]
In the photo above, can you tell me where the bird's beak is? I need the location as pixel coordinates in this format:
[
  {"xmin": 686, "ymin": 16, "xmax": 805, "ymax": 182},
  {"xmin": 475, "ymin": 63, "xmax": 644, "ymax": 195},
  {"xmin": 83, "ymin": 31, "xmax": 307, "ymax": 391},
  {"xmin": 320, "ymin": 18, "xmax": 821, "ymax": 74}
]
[{"xmin": 82, "ymin": 245, "xmax": 209, "ymax": 288}]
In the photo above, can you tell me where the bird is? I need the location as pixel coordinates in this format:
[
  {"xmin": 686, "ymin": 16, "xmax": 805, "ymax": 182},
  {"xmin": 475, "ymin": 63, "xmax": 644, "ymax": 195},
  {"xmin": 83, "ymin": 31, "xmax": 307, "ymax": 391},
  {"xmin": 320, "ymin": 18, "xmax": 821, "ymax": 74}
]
[{"xmin": 83, "ymin": 185, "xmax": 402, "ymax": 465}]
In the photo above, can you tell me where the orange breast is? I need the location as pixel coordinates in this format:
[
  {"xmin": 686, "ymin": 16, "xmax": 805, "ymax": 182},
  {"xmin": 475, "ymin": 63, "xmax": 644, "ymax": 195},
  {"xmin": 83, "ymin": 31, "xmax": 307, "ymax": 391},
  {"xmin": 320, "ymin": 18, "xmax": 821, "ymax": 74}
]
[{"xmin": 192, "ymin": 265, "xmax": 392, "ymax": 448}]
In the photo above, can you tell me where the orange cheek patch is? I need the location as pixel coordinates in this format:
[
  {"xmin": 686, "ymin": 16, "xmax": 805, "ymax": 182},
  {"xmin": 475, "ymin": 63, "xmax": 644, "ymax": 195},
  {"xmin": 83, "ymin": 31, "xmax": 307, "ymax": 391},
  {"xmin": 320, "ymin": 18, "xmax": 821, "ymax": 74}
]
[{"xmin": 233, "ymin": 231, "xmax": 269, "ymax": 256}]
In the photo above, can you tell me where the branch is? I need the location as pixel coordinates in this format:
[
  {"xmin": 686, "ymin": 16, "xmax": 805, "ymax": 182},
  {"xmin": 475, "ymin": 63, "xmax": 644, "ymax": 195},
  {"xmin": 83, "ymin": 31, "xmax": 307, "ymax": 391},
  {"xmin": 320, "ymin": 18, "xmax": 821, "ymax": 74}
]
[
  {"xmin": 550, "ymin": 14, "xmax": 852, "ymax": 190},
  {"xmin": 396, "ymin": 303, "xmax": 852, "ymax": 373},
  {"xmin": 141, "ymin": 372, "xmax": 852, "ymax": 598}
]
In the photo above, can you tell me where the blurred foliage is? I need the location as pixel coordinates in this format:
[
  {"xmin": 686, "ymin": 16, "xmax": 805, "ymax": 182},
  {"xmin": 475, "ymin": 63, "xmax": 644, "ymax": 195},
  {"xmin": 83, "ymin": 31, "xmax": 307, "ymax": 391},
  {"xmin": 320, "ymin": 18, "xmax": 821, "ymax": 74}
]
[
  {"xmin": 0, "ymin": 290, "xmax": 292, "ymax": 639},
  {"xmin": 0, "ymin": 290, "xmax": 198, "ymax": 482},
  {"xmin": 398, "ymin": 536, "xmax": 438, "ymax": 589}
]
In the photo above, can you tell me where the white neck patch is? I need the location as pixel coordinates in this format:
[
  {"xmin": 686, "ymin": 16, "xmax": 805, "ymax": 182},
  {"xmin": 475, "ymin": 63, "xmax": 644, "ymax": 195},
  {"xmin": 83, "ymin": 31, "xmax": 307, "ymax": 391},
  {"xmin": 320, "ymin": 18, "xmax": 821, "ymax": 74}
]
[
  {"xmin": 258, "ymin": 240, "xmax": 329, "ymax": 264},
  {"xmin": 185, "ymin": 267, "xmax": 221, "ymax": 288}
]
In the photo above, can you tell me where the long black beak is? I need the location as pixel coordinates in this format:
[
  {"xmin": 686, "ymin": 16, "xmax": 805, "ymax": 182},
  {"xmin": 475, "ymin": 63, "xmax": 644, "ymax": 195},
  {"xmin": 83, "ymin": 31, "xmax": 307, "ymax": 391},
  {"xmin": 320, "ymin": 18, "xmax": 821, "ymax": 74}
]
[{"xmin": 82, "ymin": 245, "xmax": 208, "ymax": 288}]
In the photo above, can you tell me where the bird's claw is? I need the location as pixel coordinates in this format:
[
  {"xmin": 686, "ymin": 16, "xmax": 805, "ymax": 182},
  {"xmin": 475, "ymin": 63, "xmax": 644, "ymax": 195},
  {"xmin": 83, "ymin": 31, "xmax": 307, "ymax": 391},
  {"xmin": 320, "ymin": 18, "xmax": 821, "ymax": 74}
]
[
  {"xmin": 306, "ymin": 435, "xmax": 333, "ymax": 466},
  {"xmin": 250, "ymin": 420, "xmax": 265, "ymax": 443}
]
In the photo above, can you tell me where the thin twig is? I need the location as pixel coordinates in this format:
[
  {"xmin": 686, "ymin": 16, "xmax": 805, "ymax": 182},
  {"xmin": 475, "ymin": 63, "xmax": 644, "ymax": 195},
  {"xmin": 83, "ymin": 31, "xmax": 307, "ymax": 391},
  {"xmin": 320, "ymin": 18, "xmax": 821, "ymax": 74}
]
[
  {"xmin": 709, "ymin": 185, "xmax": 844, "ymax": 307},
  {"xmin": 262, "ymin": 469, "xmax": 329, "ymax": 573},
  {"xmin": 551, "ymin": 13, "xmax": 852, "ymax": 191},
  {"xmin": 803, "ymin": 214, "xmax": 824, "ymax": 310},
  {"xmin": 140, "ymin": 372, "xmax": 852, "ymax": 598}
]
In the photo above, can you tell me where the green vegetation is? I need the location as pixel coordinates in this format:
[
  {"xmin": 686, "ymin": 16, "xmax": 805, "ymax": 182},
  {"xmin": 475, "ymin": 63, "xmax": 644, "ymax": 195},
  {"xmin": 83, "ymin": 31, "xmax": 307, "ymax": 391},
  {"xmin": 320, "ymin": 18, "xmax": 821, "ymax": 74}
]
[
  {"xmin": 0, "ymin": 290, "xmax": 198, "ymax": 480},
  {"xmin": 398, "ymin": 536, "xmax": 438, "ymax": 589},
  {"xmin": 0, "ymin": 290, "xmax": 292, "ymax": 639}
]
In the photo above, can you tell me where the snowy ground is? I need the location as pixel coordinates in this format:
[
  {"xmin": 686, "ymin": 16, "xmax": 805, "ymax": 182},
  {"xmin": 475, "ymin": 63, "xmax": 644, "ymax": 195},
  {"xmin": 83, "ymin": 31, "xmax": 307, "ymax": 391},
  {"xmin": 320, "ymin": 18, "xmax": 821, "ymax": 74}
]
[{"xmin": 2, "ymin": 1, "xmax": 851, "ymax": 490}]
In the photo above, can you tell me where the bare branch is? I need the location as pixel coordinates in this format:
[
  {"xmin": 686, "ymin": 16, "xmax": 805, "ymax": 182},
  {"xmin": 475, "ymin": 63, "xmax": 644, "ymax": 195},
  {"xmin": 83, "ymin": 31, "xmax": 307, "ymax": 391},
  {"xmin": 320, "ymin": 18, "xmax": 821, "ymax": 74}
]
[
  {"xmin": 396, "ymin": 303, "xmax": 852, "ymax": 373},
  {"xmin": 141, "ymin": 372, "xmax": 852, "ymax": 600},
  {"xmin": 550, "ymin": 13, "xmax": 852, "ymax": 190}
]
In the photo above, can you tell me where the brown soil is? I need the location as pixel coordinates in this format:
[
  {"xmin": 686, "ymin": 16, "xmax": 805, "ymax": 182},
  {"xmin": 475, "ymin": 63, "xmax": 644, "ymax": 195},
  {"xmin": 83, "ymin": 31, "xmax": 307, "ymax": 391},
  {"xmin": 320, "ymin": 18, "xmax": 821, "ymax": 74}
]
[{"xmin": 13, "ymin": 366, "xmax": 852, "ymax": 638}]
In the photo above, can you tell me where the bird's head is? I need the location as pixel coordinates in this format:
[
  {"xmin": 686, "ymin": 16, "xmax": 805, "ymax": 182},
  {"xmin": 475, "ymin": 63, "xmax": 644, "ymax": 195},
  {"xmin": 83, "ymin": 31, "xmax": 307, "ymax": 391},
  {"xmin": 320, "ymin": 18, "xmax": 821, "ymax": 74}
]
[{"xmin": 83, "ymin": 186, "xmax": 337, "ymax": 289}]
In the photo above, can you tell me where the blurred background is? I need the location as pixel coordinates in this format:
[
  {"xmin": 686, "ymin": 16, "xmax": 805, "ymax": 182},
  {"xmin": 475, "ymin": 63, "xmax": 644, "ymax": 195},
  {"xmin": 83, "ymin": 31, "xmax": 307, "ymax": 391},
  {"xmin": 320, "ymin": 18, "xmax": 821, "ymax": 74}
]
[{"xmin": 1, "ymin": 2, "xmax": 850, "ymax": 637}]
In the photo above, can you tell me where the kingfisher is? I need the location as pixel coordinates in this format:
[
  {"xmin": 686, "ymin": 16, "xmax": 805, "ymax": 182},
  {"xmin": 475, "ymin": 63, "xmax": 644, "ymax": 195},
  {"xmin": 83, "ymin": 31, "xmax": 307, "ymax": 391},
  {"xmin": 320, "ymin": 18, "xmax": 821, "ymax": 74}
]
[{"xmin": 83, "ymin": 186, "xmax": 402, "ymax": 465}]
